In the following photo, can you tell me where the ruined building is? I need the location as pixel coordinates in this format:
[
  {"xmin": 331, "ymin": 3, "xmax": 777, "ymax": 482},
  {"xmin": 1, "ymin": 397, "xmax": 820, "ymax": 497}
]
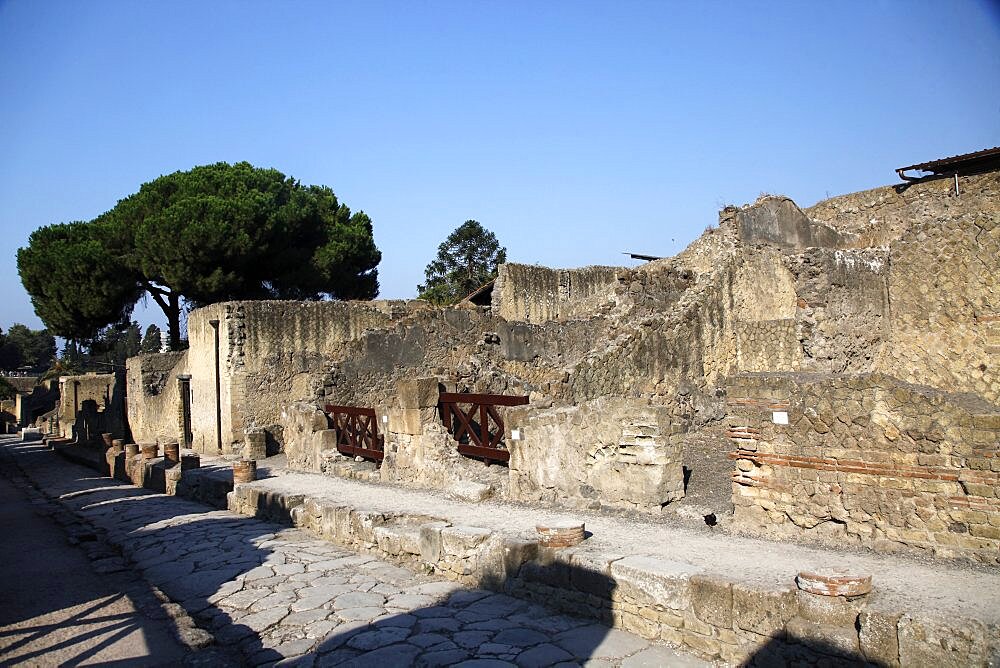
[{"xmin": 120, "ymin": 166, "xmax": 999, "ymax": 568}]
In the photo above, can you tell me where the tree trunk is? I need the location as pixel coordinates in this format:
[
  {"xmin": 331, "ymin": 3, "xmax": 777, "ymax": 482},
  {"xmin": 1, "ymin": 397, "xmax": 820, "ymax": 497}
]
[
  {"xmin": 166, "ymin": 293, "xmax": 181, "ymax": 350},
  {"xmin": 143, "ymin": 284, "xmax": 182, "ymax": 351}
]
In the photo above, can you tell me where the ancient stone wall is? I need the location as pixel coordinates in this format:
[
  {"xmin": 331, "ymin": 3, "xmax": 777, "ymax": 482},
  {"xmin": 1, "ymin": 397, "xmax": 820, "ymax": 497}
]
[
  {"xmin": 125, "ymin": 351, "xmax": 189, "ymax": 447},
  {"xmin": 803, "ymin": 170, "xmax": 1000, "ymax": 247},
  {"xmin": 119, "ymin": 166, "xmax": 997, "ymax": 530},
  {"xmin": 492, "ymin": 263, "xmax": 620, "ymax": 323},
  {"xmin": 786, "ymin": 247, "xmax": 890, "ymax": 373},
  {"xmin": 507, "ymin": 398, "xmax": 685, "ymax": 512},
  {"xmin": 727, "ymin": 373, "xmax": 1000, "ymax": 564},
  {"xmin": 57, "ymin": 373, "xmax": 124, "ymax": 441},
  {"xmin": 175, "ymin": 300, "xmax": 426, "ymax": 454},
  {"xmin": 875, "ymin": 210, "xmax": 999, "ymax": 405}
]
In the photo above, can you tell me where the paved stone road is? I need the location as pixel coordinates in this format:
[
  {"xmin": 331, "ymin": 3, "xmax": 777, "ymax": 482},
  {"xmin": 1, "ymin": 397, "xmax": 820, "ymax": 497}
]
[
  {"xmin": 0, "ymin": 445, "xmax": 194, "ymax": 667},
  {"xmin": 4, "ymin": 437, "xmax": 709, "ymax": 668}
]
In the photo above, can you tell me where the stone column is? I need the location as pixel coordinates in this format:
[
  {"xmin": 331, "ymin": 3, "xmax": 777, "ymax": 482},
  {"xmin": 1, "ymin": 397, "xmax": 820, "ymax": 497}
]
[{"xmin": 244, "ymin": 428, "xmax": 267, "ymax": 460}]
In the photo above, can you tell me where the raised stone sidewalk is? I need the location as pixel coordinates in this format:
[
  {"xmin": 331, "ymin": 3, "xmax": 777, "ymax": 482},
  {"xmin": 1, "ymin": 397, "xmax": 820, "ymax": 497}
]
[
  {"xmin": 4, "ymin": 437, "xmax": 707, "ymax": 667},
  {"xmin": 217, "ymin": 461, "xmax": 1000, "ymax": 666}
]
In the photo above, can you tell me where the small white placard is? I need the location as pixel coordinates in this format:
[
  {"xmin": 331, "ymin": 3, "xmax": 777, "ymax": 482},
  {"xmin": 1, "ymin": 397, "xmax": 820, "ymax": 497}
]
[
  {"xmin": 772, "ymin": 411, "xmax": 789, "ymax": 425},
  {"xmin": 382, "ymin": 415, "xmax": 388, "ymax": 423},
  {"xmin": 511, "ymin": 429, "xmax": 521, "ymax": 441}
]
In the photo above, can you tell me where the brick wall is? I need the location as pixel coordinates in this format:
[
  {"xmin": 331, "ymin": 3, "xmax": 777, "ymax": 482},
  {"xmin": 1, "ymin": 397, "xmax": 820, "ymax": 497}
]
[{"xmin": 727, "ymin": 373, "xmax": 1000, "ymax": 564}]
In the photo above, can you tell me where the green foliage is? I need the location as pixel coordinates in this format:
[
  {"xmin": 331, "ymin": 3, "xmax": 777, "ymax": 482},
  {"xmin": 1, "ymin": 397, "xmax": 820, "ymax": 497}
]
[
  {"xmin": 140, "ymin": 324, "xmax": 163, "ymax": 354},
  {"xmin": 0, "ymin": 377, "xmax": 15, "ymax": 401},
  {"xmin": 0, "ymin": 324, "xmax": 56, "ymax": 371},
  {"xmin": 0, "ymin": 325, "xmax": 22, "ymax": 370},
  {"xmin": 18, "ymin": 162, "xmax": 381, "ymax": 349},
  {"xmin": 17, "ymin": 221, "xmax": 144, "ymax": 341},
  {"xmin": 88, "ymin": 321, "xmax": 142, "ymax": 369},
  {"xmin": 417, "ymin": 220, "xmax": 507, "ymax": 306}
]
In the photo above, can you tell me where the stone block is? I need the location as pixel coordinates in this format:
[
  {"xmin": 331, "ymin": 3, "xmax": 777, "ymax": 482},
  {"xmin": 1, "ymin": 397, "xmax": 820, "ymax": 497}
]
[
  {"xmin": 349, "ymin": 510, "xmax": 384, "ymax": 545},
  {"xmin": 440, "ymin": 525, "xmax": 492, "ymax": 554},
  {"xmin": 795, "ymin": 590, "xmax": 864, "ymax": 627},
  {"xmin": 609, "ymin": 556, "xmax": 701, "ymax": 611},
  {"xmin": 785, "ymin": 616, "xmax": 861, "ymax": 658},
  {"xmin": 479, "ymin": 535, "xmax": 537, "ymax": 586},
  {"xmin": 897, "ymin": 615, "xmax": 999, "ymax": 667},
  {"xmin": 681, "ymin": 629, "xmax": 722, "ymax": 657},
  {"xmin": 568, "ymin": 551, "xmax": 620, "ymax": 599},
  {"xmin": 690, "ymin": 574, "xmax": 734, "ymax": 629},
  {"xmin": 396, "ymin": 377, "xmax": 440, "ymax": 409},
  {"xmin": 388, "ymin": 408, "xmax": 434, "ymax": 436},
  {"xmin": 447, "ymin": 480, "xmax": 493, "ymax": 503},
  {"xmin": 858, "ymin": 608, "xmax": 901, "ymax": 667},
  {"xmin": 419, "ymin": 522, "xmax": 449, "ymax": 564},
  {"xmin": 732, "ymin": 583, "xmax": 798, "ymax": 637},
  {"xmin": 373, "ymin": 526, "xmax": 403, "ymax": 556},
  {"xmin": 397, "ymin": 526, "xmax": 422, "ymax": 555}
]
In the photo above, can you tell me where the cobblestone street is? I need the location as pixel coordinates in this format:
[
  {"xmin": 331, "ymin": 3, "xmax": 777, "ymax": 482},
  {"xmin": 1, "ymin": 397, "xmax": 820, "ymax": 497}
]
[{"xmin": 0, "ymin": 436, "xmax": 707, "ymax": 667}]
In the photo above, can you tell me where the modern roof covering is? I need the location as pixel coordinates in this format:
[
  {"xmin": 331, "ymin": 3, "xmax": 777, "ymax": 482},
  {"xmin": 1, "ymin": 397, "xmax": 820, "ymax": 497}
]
[
  {"xmin": 624, "ymin": 252, "xmax": 663, "ymax": 262},
  {"xmin": 896, "ymin": 146, "xmax": 1000, "ymax": 181}
]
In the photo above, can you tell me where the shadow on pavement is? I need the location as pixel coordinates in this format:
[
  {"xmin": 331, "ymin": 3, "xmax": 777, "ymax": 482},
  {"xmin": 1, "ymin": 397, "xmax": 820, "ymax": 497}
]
[{"xmin": 2, "ymin": 436, "xmax": 665, "ymax": 667}]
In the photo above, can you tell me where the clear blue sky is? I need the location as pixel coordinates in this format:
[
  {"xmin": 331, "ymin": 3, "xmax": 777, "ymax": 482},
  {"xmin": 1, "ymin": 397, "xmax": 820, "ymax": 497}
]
[{"xmin": 1, "ymin": 0, "xmax": 998, "ymax": 334}]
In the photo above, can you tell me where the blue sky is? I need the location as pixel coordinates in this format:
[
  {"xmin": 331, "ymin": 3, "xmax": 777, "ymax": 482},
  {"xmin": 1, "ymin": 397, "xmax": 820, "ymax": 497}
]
[{"xmin": 1, "ymin": 0, "xmax": 998, "ymax": 334}]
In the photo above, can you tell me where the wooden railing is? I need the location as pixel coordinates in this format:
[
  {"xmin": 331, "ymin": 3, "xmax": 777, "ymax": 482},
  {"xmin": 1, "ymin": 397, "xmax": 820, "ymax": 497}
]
[
  {"xmin": 324, "ymin": 405, "xmax": 384, "ymax": 463},
  {"xmin": 439, "ymin": 392, "xmax": 529, "ymax": 464}
]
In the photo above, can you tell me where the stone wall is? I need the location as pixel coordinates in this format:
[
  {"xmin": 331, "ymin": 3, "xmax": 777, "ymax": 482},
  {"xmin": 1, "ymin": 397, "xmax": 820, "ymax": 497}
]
[
  {"xmin": 57, "ymin": 373, "xmax": 125, "ymax": 441},
  {"xmin": 281, "ymin": 379, "xmax": 510, "ymax": 500},
  {"xmin": 118, "ymin": 167, "xmax": 998, "ymax": 529},
  {"xmin": 507, "ymin": 398, "xmax": 686, "ymax": 512},
  {"xmin": 727, "ymin": 372, "xmax": 1000, "ymax": 564},
  {"xmin": 125, "ymin": 352, "xmax": 189, "ymax": 447},
  {"xmin": 787, "ymin": 247, "xmax": 889, "ymax": 373},
  {"xmin": 804, "ymin": 170, "xmax": 1000, "ymax": 247},
  {"xmin": 492, "ymin": 263, "xmax": 620, "ymax": 323},
  {"xmin": 875, "ymin": 209, "xmax": 999, "ymax": 405},
  {"xmin": 735, "ymin": 195, "xmax": 848, "ymax": 249},
  {"xmin": 173, "ymin": 300, "xmax": 425, "ymax": 454}
]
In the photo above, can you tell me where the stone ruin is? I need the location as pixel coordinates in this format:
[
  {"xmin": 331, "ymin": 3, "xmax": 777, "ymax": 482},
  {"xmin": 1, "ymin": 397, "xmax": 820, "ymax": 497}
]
[
  {"xmin": 123, "ymin": 168, "xmax": 998, "ymax": 565},
  {"xmin": 32, "ymin": 168, "xmax": 995, "ymax": 665}
]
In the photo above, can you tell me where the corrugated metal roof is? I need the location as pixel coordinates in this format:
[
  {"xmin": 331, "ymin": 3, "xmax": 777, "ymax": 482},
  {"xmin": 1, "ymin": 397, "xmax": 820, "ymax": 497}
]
[{"xmin": 897, "ymin": 146, "xmax": 1000, "ymax": 180}]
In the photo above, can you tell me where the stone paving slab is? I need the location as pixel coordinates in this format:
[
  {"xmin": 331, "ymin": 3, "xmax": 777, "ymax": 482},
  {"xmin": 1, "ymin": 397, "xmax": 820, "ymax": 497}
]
[{"xmin": 4, "ymin": 438, "xmax": 710, "ymax": 667}]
